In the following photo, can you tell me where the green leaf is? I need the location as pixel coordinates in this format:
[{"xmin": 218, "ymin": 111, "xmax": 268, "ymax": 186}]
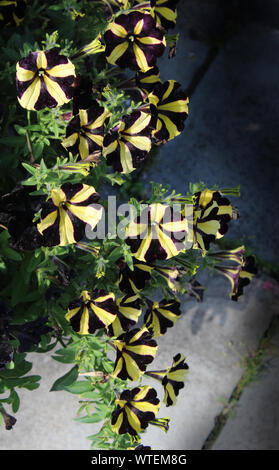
[
  {"xmin": 0, "ymin": 359, "xmax": 32, "ymax": 379},
  {"xmin": 64, "ymin": 380, "xmax": 93, "ymax": 394},
  {"xmin": 22, "ymin": 162, "xmax": 37, "ymax": 175},
  {"xmin": 50, "ymin": 366, "xmax": 79, "ymax": 392},
  {"xmin": 52, "ymin": 348, "xmax": 77, "ymax": 364},
  {"xmin": 11, "ymin": 390, "xmax": 20, "ymax": 413},
  {"xmin": 80, "ymin": 391, "xmax": 100, "ymax": 400},
  {"xmin": 74, "ymin": 412, "xmax": 105, "ymax": 424}
]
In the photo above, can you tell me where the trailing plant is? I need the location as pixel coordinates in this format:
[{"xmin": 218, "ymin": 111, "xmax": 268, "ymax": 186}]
[{"xmin": 0, "ymin": 0, "xmax": 257, "ymax": 449}]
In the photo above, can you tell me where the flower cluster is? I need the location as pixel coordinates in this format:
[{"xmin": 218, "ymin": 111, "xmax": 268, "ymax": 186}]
[{"xmin": 2, "ymin": 0, "xmax": 256, "ymax": 450}]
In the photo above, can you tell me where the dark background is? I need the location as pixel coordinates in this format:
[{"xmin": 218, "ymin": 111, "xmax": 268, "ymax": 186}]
[{"xmin": 141, "ymin": 0, "xmax": 279, "ymax": 266}]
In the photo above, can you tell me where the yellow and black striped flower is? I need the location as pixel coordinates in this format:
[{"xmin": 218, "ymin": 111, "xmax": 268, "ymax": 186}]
[
  {"xmin": 112, "ymin": 327, "xmax": 158, "ymax": 381},
  {"xmin": 207, "ymin": 245, "xmax": 245, "ymax": 265},
  {"xmin": 117, "ymin": 258, "xmax": 153, "ymax": 295},
  {"xmin": 104, "ymin": 11, "xmax": 166, "ymax": 72},
  {"xmin": 146, "ymin": 353, "xmax": 189, "ymax": 406},
  {"xmin": 144, "ymin": 298, "xmax": 181, "ymax": 337},
  {"xmin": 106, "ymin": 294, "xmax": 143, "ymax": 337},
  {"xmin": 150, "ymin": 0, "xmax": 179, "ymax": 30},
  {"xmin": 154, "ymin": 265, "xmax": 180, "ymax": 292},
  {"xmin": 62, "ymin": 102, "xmax": 111, "ymax": 161},
  {"xmin": 147, "ymin": 80, "xmax": 189, "ymax": 142},
  {"xmin": 16, "ymin": 48, "xmax": 76, "ymax": 111},
  {"xmin": 103, "ymin": 110, "xmax": 152, "ymax": 174},
  {"xmin": 192, "ymin": 189, "xmax": 233, "ymax": 251},
  {"xmin": 0, "ymin": 0, "xmax": 28, "ymax": 27},
  {"xmin": 215, "ymin": 255, "xmax": 257, "ymax": 301},
  {"xmin": 65, "ymin": 290, "xmax": 117, "ymax": 334},
  {"xmin": 135, "ymin": 65, "xmax": 162, "ymax": 96},
  {"xmin": 125, "ymin": 203, "xmax": 188, "ymax": 263},
  {"xmin": 37, "ymin": 183, "xmax": 103, "ymax": 246},
  {"xmin": 111, "ymin": 385, "xmax": 160, "ymax": 435}
]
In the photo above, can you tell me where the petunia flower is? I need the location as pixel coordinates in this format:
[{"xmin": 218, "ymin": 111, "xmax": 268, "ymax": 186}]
[
  {"xmin": 147, "ymin": 80, "xmax": 189, "ymax": 142},
  {"xmin": 125, "ymin": 203, "xmax": 188, "ymax": 263},
  {"xmin": 154, "ymin": 265, "xmax": 180, "ymax": 291},
  {"xmin": 111, "ymin": 385, "xmax": 160, "ymax": 435},
  {"xmin": 62, "ymin": 101, "xmax": 111, "ymax": 161},
  {"xmin": 65, "ymin": 290, "xmax": 117, "ymax": 334},
  {"xmin": 112, "ymin": 327, "xmax": 158, "ymax": 381},
  {"xmin": 135, "ymin": 65, "xmax": 162, "ymax": 96},
  {"xmin": 148, "ymin": 416, "xmax": 170, "ymax": 431},
  {"xmin": 16, "ymin": 48, "xmax": 76, "ymax": 111},
  {"xmin": 144, "ymin": 298, "xmax": 181, "ymax": 337},
  {"xmin": 207, "ymin": 245, "xmax": 245, "ymax": 265},
  {"xmin": 106, "ymin": 294, "xmax": 143, "ymax": 337},
  {"xmin": 191, "ymin": 189, "xmax": 233, "ymax": 251},
  {"xmin": 0, "ymin": 0, "xmax": 28, "ymax": 27},
  {"xmin": 146, "ymin": 353, "xmax": 189, "ymax": 406},
  {"xmin": 104, "ymin": 11, "xmax": 166, "ymax": 72},
  {"xmin": 150, "ymin": 0, "xmax": 180, "ymax": 30},
  {"xmin": 215, "ymin": 255, "xmax": 258, "ymax": 301},
  {"xmin": 37, "ymin": 183, "xmax": 103, "ymax": 246},
  {"xmin": 117, "ymin": 258, "xmax": 153, "ymax": 295},
  {"xmin": 103, "ymin": 110, "xmax": 152, "ymax": 174}
]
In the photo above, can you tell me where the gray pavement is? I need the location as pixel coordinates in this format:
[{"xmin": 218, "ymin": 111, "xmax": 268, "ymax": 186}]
[{"xmin": 1, "ymin": 0, "xmax": 279, "ymax": 451}]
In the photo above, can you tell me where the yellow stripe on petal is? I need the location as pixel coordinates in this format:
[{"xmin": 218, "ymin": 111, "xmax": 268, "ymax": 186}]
[
  {"xmin": 124, "ymin": 135, "xmax": 151, "ymax": 152},
  {"xmin": 94, "ymin": 293, "xmax": 115, "ymax": 303},
  {"xmin": 133, "ymin": 43, "xmax": 150, "ymax": 72},
  {"xmin": 68, "ymin": 204, "xmax": 103, "ymax": 229},
  {"xmin": 106, "ymin": 41, "xmax": 129, "ymax": 65},
  {"xmin": 103, "ymin": 139, "xmax": 118, "ymax": 156},
  {"xmin": 79, "ymin": 306, "xmax": 90, "ymax": 334},
  {"xmin": 108, "ymin": 22, "xmax": 127, "ymax": 38},
  {"xmin": 90, "ymin": 304, "xmax": 116, "ymax": 327},
  {"xmin": 133, "ymin": 385, "xmax": 152, "ymax": 401},
  {"xmin": 162, "ymin": 80, "xmax": 175, "ymax": 101},
  {"xmin": 47, "ymin": 62, "xmax": 75, "ymax": 78},
  {"xmin": 16, "ymin": 64, "xmax": 35, "ymax": 82},
  {"xmin": 157, "ymin": 6, "xmax": 177, "ymax": 22},
  {"xmin": 157, "ymin": 227, "xmax": 180, "ymax": 258},
  {"xmin": 88, "ymin": 133, "xmax": 104, "ymax": 147},
  {"xmin": 112, "ymin": 356, "xmax": 124, "ymax": 378},
  {"xmin": 159, "ymin": 113, "xmax": 180, "ymax": 140},
  {"xmin": 69, "ymin": 184, "xmax": 97, "ymax": 204},
  {"xmin": 134, "ymin": 228, "xmax": 152, "ymax": 261},
  {"xmin": 123, "ymin": 352, "xmax": 142, "ymax": 380},
  {"xmin": 134, "ymin": 19, "xmax": 144, "ymax": 35},
  {"xmin": 119, "ymin": 141, "xmax": 134, "ymax": 174},
  {"xmin": 18, "ymin": 77, "xmax": 41, "ymax": 111},
  {"xmin": 125, "ymin": 407, "xmax": 142, "ymax": 434},
  {"xmin": 59, "ymin": 208, "xmax": 75, "ymax": 245},
  {"xmin": 36, "ymin": 51, "xmax": 47, "ymax": 70},
  {"xmin": 78, "ymin": 135, "xmax": 89, "ymax": 159},
  {"xmin": 65, "ymin": 306, "xmax": 80, "ymax": 321},
  {"xmin": 111, "ymin": 411, "xmax": 123, "ymax": 434},
  {"xmin": 51, "ymin": 187, "xmax": 66, "ymax": 207},
  {"xmin": 62, "ymin": 132, "xmax": 79, "ymax": 149},
  {"xmin": 137, "ymin": 36, "xmax": 162, "ymax": 45},
  {"xmin": 159, "ymin": 99, "xmax": 189, "ymax": 113},
  {"xmin": 150, "ymin": 203, "xmax": 166, "ymax": 224},
  {"xmin": 43, "ymin": 75, "xmax": 69, "ymax": 106},
  {"xmin": 125, "ymin": 111, "xmax": 151, "ymax": 135},
  {"xmin": 37, "ymin": 210, "xmax": 58, "ymax": 235}
]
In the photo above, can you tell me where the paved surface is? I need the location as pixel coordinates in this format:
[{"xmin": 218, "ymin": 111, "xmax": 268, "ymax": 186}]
[
  {"xmin": 213, "ymin": 316, "xmax": 279, "ymax": 450},
  {"xmin": 1, "ymin": 0, "xmax": 279, "ymax": 451}
]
